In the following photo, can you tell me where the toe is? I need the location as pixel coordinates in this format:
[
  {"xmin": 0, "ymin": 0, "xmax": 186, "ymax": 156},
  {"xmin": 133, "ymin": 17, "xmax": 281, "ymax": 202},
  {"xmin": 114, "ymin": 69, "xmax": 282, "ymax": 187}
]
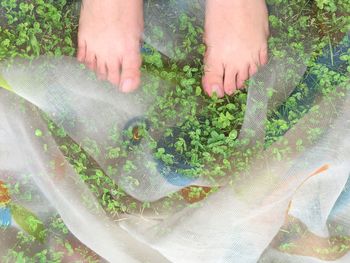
[
  {"xmin": 77, "ymin": 39, "xmax": 86, "ymax": 62},
  {"xmin": 85, "ymin": 51, "xmax": 97, "ymax": 71},
  {"xmin": 259, "ymin": 46, "xmax": 269, "ymax": 66},
  {"xmin": 202, "ymin": 73, "xmax": 225, "ymax": 98},
  {"xmin": 248, "ymin": 62, "xmax": 259, "ymax": 78},
  {"xmin": 223, "ymin": 67, "xmax": 238, "ymax": 95},
  {"xmin": 106, "ymin": 60, "xmax": 121, "ymax": 87},
  {"xmin": 120, "ymin": 52, "xmax": 142, "ymax": 93},
  {"xmin": 202, "ymin": 59, "xmax": 225, "ymax": 98},
  {"xmin": 237, "ymin": 66, "xmax": 249, "ymax": 89},
  {"xmin": 96, "ymin": 59, "xmax": 108, "ymax": 80}
]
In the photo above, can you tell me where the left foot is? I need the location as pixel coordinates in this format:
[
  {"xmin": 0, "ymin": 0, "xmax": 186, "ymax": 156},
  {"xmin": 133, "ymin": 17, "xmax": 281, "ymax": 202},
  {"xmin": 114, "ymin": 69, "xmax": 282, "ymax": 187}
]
[
  {"xmin": 203, "ymin": 0, "xmax": 269, "ymax": 97},
  {"xmin": 77, "ymin": 0, "xmax": 144, "ymax": 92}
]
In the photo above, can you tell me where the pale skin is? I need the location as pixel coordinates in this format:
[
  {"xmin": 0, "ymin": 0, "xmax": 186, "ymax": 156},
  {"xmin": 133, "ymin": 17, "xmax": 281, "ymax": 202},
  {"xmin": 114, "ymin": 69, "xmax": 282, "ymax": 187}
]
[{"xmin": 77, "ymin": 0, "xmax": 269, "ymax": 97}]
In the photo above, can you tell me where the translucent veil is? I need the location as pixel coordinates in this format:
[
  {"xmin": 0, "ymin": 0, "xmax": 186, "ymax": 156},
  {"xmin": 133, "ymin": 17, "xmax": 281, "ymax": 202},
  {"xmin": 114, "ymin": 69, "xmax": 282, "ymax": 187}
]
[{"xmin": 0, "ymin": 0, "xmax": 350, "ymax": 262}]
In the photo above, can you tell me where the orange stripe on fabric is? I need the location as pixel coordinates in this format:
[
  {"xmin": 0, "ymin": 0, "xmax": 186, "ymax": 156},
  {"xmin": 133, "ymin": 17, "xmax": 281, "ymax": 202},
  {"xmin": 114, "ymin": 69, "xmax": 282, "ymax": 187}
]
[{"xmin": 286, "ymin": 164, "xmax": 330, "ymax": 215}]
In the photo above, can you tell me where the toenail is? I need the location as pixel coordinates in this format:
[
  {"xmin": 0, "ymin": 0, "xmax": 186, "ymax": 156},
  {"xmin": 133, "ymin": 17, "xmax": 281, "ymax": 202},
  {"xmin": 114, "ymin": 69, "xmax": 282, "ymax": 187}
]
[
  {"xmin": 226, "ymin": 88, "xmax": 235, "ymax": 95},
  {"xmin": 120, "ymin": 79, "xmax": 133, "ymax": 92},
  {"xmin": 211, "ymin": 84, "xmax": 223, "ymax": 97}
]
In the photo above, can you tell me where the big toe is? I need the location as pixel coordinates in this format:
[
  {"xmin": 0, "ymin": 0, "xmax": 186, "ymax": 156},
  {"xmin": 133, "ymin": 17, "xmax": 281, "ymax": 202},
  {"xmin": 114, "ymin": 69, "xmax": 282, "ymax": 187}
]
[
  {"xmin": 120, "ymin": 52, "xmax": 142, "ymax": 93},
  {"xmin": 202, "ymin": 59, "xmax": 225, "ymax": 98}
]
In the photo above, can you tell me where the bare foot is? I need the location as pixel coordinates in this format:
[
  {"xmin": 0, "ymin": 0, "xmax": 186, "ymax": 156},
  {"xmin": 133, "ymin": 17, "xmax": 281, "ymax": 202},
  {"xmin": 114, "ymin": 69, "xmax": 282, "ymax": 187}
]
[
  {"xmin": 203, "ymin": 0, "xmax": 269, "ymax": 97},
  {"xmin": 77, "ymin": 0, "xmax": 144, "ymax": 92}
]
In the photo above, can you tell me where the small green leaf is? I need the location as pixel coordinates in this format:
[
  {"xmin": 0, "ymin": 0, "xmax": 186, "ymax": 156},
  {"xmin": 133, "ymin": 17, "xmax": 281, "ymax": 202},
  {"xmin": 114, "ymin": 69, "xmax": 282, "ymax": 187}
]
[
  {"xmin": 35, "ymin": 129, "xmax": 43, "ymax": 137},
  {"xmin": 65, "ymin": 242, "xmax": 74, "ymax": 255},
  {"xmin": 228, "ymin": 130, "xmax": 238, "ymax": 140},
  {"xmin": 195, "ymin": 86, "xmax": 202, "ymax": 96},
  {"xmin": 10, "ymin": 203, "xmax": 47, "ymax": 243},
  {"xmin": 0, "ymin": 74, "xmax": 12, "ymax": 91}
]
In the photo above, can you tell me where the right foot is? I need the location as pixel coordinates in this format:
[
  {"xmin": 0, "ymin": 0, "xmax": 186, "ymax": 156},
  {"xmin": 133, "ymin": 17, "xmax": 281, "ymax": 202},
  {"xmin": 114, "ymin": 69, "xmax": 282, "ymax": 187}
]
[
  {"xmin": 202, "ymin": 0, "xmax": 269, "ymax": 97},
  {"xmin": 77, "ymin": 0, "xmax": 144, "ymax": 92}
]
